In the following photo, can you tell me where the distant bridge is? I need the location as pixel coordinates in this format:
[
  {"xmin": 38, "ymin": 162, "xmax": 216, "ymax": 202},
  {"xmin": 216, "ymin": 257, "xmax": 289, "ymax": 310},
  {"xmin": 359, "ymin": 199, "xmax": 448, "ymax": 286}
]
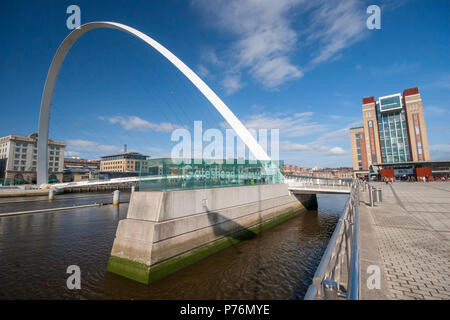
[{"xmin": 285, "ymin": 175, "xmax": 352, "ymax": 194}]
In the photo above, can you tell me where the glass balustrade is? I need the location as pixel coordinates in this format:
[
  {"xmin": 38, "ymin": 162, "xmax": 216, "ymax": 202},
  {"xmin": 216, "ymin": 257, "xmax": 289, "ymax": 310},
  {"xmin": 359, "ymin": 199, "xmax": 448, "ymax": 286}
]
[{"xmin": 138, "ymin": 158, "xmax": 284, "ymax": 191}]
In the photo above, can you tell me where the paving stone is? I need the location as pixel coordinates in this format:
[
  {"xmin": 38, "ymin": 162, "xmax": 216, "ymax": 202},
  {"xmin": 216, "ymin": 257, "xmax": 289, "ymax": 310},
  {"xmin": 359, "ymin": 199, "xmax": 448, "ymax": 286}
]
[
  {"xmin": 403, "ymin": 292, "xmax": 424, "ymax": 299},
  {"xmin": 359, "ymin": 182, "xmax": 450, "ymax": 300}
]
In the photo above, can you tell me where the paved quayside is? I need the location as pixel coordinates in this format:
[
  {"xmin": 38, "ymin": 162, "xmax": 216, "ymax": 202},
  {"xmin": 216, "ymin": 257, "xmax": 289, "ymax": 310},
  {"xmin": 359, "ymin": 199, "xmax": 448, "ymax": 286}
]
[{"xmin": 359, "ymin": 181, "xmax": 450, "ymax": 300}]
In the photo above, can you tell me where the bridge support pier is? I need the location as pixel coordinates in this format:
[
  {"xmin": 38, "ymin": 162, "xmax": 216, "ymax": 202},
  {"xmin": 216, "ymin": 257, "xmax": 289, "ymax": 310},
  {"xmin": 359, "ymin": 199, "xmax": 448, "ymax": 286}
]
[
  {"xmin": 107, "ymin": 184, "xmax": 311, "ymax": 284},
  {"xmin": 293, "ymin": 194, "xmax": 318, "ymax": 210}
]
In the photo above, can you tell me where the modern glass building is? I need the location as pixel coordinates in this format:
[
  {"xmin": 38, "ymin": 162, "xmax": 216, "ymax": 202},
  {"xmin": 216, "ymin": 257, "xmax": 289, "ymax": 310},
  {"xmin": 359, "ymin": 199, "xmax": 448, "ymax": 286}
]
[
  {"xmin": 377, "ymin": 94, "xmax": 412, "ymax": 163},
  {"xmin": 350, "ymin": 87, "xmax": 430, "ymax": 173}
]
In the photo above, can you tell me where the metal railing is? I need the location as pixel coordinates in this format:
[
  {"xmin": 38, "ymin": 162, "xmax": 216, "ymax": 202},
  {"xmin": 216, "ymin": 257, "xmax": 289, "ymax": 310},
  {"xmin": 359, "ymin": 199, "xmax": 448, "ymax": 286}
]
[
  {"xmin": 285, "ymin": 175, "xmax": 352, "ymax": 191},
  {"xmin": 304, "ymin": 180, "xmax": 360, "ymax": 300}
]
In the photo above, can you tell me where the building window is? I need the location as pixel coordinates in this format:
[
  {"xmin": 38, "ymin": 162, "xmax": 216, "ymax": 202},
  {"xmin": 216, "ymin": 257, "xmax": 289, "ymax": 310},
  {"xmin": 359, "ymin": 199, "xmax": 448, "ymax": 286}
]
[
  {"xmin": 13, "ymin": 166, "xmax": 18, "ymax": 170},
  {"xmin": 21, "ymin": 155, "xmax": 26, "ymax": 159},
  {"xmin": 16, "ymin": 148, "xmax": 20, "ymax": 152}
]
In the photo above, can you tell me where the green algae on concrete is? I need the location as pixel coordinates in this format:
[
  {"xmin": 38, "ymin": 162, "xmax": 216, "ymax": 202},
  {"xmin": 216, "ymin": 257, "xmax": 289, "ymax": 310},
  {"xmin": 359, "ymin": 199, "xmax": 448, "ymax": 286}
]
[
  {"xmin": 108, "ymin": 208, "xmax": 303, "ymax": 284},
  {"xmin": 107, "ymin": 256, "xmax": 151, "ymax": 284}
]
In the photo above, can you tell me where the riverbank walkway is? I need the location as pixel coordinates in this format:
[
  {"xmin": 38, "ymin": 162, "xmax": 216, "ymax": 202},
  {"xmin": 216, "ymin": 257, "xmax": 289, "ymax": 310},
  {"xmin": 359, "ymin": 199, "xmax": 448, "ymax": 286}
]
[{"xmin": 359, "ymin": 181, "xmax": 450, "ymax": 300}]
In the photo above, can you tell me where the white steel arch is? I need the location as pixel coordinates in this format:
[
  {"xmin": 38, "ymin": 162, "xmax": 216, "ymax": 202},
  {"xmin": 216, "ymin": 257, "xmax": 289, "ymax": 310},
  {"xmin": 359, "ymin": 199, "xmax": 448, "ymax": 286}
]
[{"xmin": 37, "ymin": 22, "xmax": 270, "ymax": 186}]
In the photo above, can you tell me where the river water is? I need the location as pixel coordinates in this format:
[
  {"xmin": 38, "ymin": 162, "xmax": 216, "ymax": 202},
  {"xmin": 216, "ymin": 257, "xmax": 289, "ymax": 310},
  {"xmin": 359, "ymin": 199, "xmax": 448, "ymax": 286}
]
[{"xmin": 0, "ymin": 192, "xmax": 348, "ymax": 299}]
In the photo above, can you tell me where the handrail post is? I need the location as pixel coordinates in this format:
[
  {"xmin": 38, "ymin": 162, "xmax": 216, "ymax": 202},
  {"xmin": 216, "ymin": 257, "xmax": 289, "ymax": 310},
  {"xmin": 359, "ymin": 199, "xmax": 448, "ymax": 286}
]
[{"xmin": 323, "ymin": 280, "xmax": 339, "ymax": 300}]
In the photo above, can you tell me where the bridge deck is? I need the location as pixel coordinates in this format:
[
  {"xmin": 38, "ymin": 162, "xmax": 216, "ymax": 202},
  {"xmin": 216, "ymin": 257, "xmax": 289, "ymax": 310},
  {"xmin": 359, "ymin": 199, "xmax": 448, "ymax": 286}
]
[
  {"xmin": 286, "ymin": 177, "xmax": 351, "ymax": 194},
  {"xmin": 288, "ymin": 186, "xmax": 351, "ymax": 194}
]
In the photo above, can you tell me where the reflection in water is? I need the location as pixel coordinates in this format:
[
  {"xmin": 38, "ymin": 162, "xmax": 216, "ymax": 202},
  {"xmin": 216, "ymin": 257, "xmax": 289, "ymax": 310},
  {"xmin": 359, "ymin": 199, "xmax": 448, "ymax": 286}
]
[{"xmin": 0, "ymin": 193, "xmax": 348, "ymax": 299}]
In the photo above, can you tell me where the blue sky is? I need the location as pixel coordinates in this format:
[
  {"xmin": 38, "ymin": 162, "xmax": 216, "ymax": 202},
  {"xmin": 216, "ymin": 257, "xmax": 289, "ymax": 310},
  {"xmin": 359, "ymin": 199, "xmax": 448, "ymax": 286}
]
[{"xmin": 1, "ymin": 0, "xmax": 449, "ymax": 167}]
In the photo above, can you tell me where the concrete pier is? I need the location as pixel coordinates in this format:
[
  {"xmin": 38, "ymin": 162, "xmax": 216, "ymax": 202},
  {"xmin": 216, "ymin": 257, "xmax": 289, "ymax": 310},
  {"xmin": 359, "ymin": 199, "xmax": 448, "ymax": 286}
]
[
  {"xmin": 359, "ymin": 182, "xmax": 450, "ymax": 300},
  {"xmin": 113, "ymin": 190, "xmax": 120, "ymax": 206},
  {"xmin": 108, "ymin": 184, "xmax": 313, "ymax": 284}
]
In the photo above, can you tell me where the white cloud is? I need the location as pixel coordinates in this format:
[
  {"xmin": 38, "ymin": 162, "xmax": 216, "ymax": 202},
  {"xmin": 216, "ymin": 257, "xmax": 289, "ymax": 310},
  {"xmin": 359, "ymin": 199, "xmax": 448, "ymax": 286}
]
[
  {"xmin": 193, "ymin": 0, "xmax": 369, "ymax": 93},
  {"xmin": 102, "ymin": 115, "xmax": 184, "ymax": 132},
  {"xmin": 306, "ymin": 0, "xmax": 367, "ymax": 65},
  {"xmin": 280, "ymin": 141, "xmax": 309, "ymax": 151},
  {"xmin": 201, "ymin": 48, "xmax": 223, "ymax": 66},
  {"xmin": 276, "ymin": 118, "xmax": 363, "ymax": 159},
  {"xmin": 330, "ymin": 115, "xmax": 346, "ymax": 120},
  {"xmin": 64, "ymin": 150, "xmax": 81, "ymax": 157},
  {"xmin": 197, "ymin": 65, "xmax": 210, "ymax": 78},
  {"xmin": 67, "ymin": 139, "xmax": 122, "ymax": 154},
  {"xmin": 193, "ymin": 0, "xmax": 304, "ymax": 90},
  {"xmin": 280, "ymin": 140, "xmax": 346, "ymax": 156},
  {"xmin": 221, "ymin": 73, "xmax": 245, "ymax": 95},
  {"xmin": 251, "ymin": 56, "xmax": 303, "ymax": 88},
  {"xmin": 241, "ymin": 112, "xmax": 327, "ymax": 138},
  {"xmin": 327, "ymin": 146, "xmax": 346, "ymax": 155},
  {"xmin": 380, "ymin": 0, "xmax": 409, "ymax": 11},
  {"xmin": 219, "ymin": 110, "xmax": 354, "ymax": 158},
  {"xmin": 314, "ymin": 120, "xmax": 363, "ymax": 143}
]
